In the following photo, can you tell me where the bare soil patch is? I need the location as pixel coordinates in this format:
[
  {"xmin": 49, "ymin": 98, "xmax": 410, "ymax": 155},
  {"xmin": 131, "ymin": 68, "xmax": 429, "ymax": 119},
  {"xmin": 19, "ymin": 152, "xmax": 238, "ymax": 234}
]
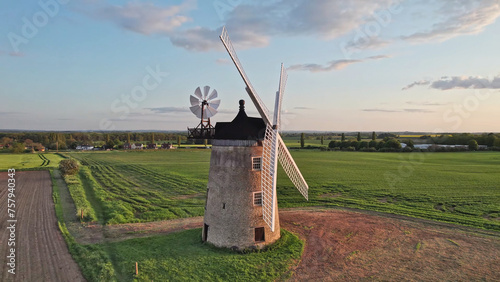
[
  {"xmin": 281, "ymin": 209, "xmax": 500, "ymax": 281},
  {"xmin": 0, "ymin": 171, "xmax": 84, "ymax": 281},
  {"xmin": 102, "ymin": 216, "xmax": 203, "ymax": 243}
]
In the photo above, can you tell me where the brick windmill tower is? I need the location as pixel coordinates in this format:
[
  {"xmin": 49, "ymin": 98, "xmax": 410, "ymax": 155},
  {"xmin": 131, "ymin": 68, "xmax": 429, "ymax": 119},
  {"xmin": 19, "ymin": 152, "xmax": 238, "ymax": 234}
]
[{"xmin": 201, "ymin": 27, "xmax": 308, "ymax": 250}]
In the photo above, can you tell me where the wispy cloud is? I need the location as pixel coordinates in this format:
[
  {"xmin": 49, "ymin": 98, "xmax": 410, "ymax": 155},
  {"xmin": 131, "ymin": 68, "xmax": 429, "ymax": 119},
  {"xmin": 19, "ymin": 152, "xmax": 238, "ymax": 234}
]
[
  {"xmin": 0, "ymin": 111, "xmax": 20, "ymax": 115},
  {"xmin": 9, "ymin": 52, "xmax": 24, "ymax": 57},
  {"xmin": 79, "ymin": 0, "xmax": 195, "ymax": 35},
  {"xmin": 343, "ymin": 37, "xmax": 392, "ymax": 53},
  {"xmin": 402, "ymin": 1, "xmax": 500, "ymax": 43},
  {"xmin": 0, "ymin": 51, "xmax": 24, "ymax": 57},
  {"xmin": 79, "ymin": 0, "xmax": 395, "ymax": 52},
  {"xmin": 404, "ymin": 75, "xmax": 500, "ymax": 90},
  {"xmin": 77, "ymin": 0, "xmax": 500, "ymax": 53},
  {"xmin": 406, "ymin": 101, "xmax": 447, "ymax": 106},
  {"xmin": 216, "ymin": 58, "xmax": 230, "ymax": 65},
  {"xmin": 402, "ymin": 80, "xmax": 430, "ymax": 90},
  {"xmin": 362, "ymin": 108, "xmax": 434, "ymax": 113},
  {"xmin": 362, "ymin": 108, "xmax": 400, "ymax": 113},
  {"xmin": 145, "ymin": 107, "xmax": 189, "ymax": 114},
  {"xmin": 403, "ymin": 108, "xmax": 434, "ymax": 113},
  {"xmin": 289, "ymin": 55, "xmax": 389, "ymax": 72}
]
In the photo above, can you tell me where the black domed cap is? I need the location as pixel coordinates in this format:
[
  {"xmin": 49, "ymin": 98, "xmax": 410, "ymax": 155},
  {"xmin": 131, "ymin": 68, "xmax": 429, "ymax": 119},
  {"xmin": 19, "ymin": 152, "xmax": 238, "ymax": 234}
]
[{"xmin": 214, "ymin": 99, "xmax": 265, "ymax": 140}]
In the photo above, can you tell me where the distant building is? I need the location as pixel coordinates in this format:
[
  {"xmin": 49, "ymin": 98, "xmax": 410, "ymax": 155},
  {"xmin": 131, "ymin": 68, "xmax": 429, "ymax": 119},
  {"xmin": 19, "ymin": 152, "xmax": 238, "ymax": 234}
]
[
  {"xmin": 161, "ymin": 142, "xmax": 172, "ymax": 149},
  {"xmin": 131, "ymin": 143, "xmax": 143, "ymax": 150},
  {"xmin": 76, "ymin": 145, "xmax": 94, "ymax": 150},
  {"xmin": 25, "ymin": 143, "xmax": 45, "ymax": 152}
]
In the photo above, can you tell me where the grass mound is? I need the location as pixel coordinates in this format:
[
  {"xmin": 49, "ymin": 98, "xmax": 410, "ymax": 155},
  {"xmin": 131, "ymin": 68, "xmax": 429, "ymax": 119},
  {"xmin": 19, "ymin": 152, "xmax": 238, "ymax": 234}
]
[{"xmin": 106, "ymin": 228, "xmax": 303, "ymax": 281}]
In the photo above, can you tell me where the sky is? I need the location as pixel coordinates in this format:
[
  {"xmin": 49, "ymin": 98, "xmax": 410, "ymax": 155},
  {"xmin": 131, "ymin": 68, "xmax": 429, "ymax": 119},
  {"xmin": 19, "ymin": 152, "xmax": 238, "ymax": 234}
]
[{"xmin": 1, "ymin": 0, "xmax": 499, "ymax": 132}]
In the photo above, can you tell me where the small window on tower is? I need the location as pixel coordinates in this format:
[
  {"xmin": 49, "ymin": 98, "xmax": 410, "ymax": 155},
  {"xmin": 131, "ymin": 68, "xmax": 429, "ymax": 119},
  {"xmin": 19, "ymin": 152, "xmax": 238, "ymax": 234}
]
[
  {"xmin": 253, "ymin": 192, "xmax": 262, "ymax": 206},
  {"xmin": 252, "ymin": 157, "xmax": 262, "ymax": 170}
]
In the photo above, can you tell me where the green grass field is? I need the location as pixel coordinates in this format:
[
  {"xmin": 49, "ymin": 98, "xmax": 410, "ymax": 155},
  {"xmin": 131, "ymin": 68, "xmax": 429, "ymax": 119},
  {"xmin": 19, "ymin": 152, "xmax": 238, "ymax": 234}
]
[
  {"xmin": 67, "ymin": 150, "xmax": 209, "ymax": 224},
  {"xmin": 0, "ymin": 153, "xmax": 65, "ymax": 171},
  {"xmin": 105, "ymin": 229, "xmax": 302, "ymax": 281},
  {"xmin": 66, "ymin": 150, "xmax": 500, "ymax": 230},
  {"xmin": 279, "ymin": 151, "xmax": 500, "ymax": 230}
]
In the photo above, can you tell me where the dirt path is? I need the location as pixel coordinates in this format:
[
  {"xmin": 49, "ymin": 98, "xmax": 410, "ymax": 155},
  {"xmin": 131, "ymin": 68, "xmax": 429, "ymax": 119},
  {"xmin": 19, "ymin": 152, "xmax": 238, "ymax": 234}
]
[
  {"xmin": 281, "ymin": 209, "xmax": 500, "ymax": 281},
  {"xmin": 0, "ymin": 171, "xmax": 84, "ymax": 281}
]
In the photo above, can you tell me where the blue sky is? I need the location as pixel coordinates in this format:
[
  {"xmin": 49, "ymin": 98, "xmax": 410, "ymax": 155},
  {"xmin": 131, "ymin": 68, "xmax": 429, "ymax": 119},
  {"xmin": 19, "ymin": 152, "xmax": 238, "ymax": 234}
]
[{"xmin": 1, "ymin": 0, "xmax": 499, "ymax": 132}]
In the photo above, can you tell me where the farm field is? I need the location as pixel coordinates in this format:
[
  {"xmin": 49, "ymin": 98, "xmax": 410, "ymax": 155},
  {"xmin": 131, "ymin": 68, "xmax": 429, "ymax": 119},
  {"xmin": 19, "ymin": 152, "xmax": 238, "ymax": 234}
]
[
  {"xmin": 281, "ymin": 209, "xmax": 500, "ymax": 281},
  {"xmin": 0, "ymin": 153, "xmax": 64, "ymax": 171},
  {"xmin": 67, "ymin": 150, "xmax": 500, "ymax": 230},
  {"xmin": 0, "ymin": 171, "xmax": 84, "ymax": 281},
  {"xmin": 67, "ymin": 150, "xmax": 210, "ymax": 224}
]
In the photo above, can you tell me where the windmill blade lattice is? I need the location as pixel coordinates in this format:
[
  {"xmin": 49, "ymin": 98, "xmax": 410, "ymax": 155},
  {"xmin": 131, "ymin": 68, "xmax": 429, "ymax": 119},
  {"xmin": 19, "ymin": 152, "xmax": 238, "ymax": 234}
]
[{"xmin": 261, "ymin": 124, "xmax": 278, "ymax": 230}]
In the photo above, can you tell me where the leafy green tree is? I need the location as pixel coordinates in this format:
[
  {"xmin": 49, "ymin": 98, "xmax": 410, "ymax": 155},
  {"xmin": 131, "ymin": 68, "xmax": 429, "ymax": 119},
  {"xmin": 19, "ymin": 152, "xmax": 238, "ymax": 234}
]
[
  {"xmin": 127, "ymin": 133, "xmax": 131, "ymax": 144},
  {"xmin": 372, "ymin": 131, "xmax": 376, "ymax": 141},
  {"xmin": 341, "ymin": 133, "xmax": 345, "ymax": 142},
  {"xmin": 376, "ymin": 140, "xmax": 386, "ymax": 150},
  {"xmin": 369, "ymin": 140, "xmax": 377, "ymax": 148},
  {"xmin": 328, "ymin": 141, "xmax": 336, "ymax": 148},
  {"xmin": 300, "ymin": 133, "xmax": 305, "ymax": 148},
  {"xmin": 486, "ymin": 134, "xmax": 497, "ymax": 147},
  {"xmin": 350, "ymin": 141, "xmax": 360, "ymax": 150},
  {"xmin": 494, "ymin": 138, "xmax": 500, "ymax": 147},
  {"xmin": 340, "ymin": 141, "xmax": 349, "ymax": 149},
  {"xmin": 11, "ymin": 143, "xmax": 25, "ymax": 154},
  {"xmin": 378, "ymin": 133, "xmax": 397, "ymax": 139},
  {"xmin": 385, "ymin": 138, "xmax": 402, "ymax": 149},
  {"xmin": 320, "ymin": 136, "xmax": 324, "ymax": 145},
  {"xmin": 405, "ymin": 139, "xmax": 415, "ymax": 149},
  {"xmin": 177, "ymin": 136, "xmax": 181, "ymax": 147},
  {"xmin": 357, "ymin": 132, "xmax": 361, "ymax": 142},
  {"xmin": 468, "ymin": 139, "xmax": 478, "ymax": 151},
  {"xmin": 105, "ymin": 139, "xmax": 115, "ymax": 149},
  {"xmin": 1, "ymin": 137, "xmax": 13, "ymax": 145},
  {"xmin": 359, "ymin": 141, "xmax": 369, "ymax": 149}
]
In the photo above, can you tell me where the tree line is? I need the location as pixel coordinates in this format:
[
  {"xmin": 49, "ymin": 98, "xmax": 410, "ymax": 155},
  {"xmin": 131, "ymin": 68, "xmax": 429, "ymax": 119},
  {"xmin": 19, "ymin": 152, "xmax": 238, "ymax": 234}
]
[
  {"xmin": 297, "ymin": 132, "xmax": 500, "ymax": 152},
  {"xmin": 0, "ymin": 131, "xmax": 186, "ymax": 151}
]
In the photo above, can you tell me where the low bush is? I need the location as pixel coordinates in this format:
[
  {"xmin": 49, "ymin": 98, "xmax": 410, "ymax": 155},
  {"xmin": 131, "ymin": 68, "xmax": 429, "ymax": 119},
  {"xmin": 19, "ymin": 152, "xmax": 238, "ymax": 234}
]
[{"xmin": 59, "ymin": 159, "xmax": 80, "ymax": 176}]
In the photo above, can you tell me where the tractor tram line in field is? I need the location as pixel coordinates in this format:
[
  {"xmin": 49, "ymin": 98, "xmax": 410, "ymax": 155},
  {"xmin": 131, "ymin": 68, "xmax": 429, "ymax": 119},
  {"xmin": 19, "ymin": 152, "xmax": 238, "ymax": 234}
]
[{"xmin": 69, "ymin": 154, "xmax": 206, "ymax": 223}]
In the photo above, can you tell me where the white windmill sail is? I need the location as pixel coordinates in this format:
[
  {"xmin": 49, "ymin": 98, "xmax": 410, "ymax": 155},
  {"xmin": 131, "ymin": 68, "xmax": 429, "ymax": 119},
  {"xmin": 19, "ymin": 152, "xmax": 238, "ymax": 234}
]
[
  {"xmin": 261, "ymin": 64, "xmax": 286, "ymax": 231},
  {"xmin": 220, "ymin": 27, "xmax": 308, "ymax": 231}
]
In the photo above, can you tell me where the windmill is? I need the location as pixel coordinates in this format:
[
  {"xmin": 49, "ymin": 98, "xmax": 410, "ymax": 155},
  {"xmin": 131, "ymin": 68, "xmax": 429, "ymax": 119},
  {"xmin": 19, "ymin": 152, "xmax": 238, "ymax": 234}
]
[
  {"xmin": 201, "ymin": 27, "xmax": 308, "ymax": 249},
  {"xmin": 187, "ymin": 86, "xmax": 220, "ymax": 139}
]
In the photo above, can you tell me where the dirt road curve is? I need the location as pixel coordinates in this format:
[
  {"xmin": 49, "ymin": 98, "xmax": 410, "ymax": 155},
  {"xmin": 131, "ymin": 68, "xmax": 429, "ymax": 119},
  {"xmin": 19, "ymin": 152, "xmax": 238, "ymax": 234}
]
[
  {"xmin": 281, "ymin": 209, "xmax": 500, "ymax": 281},
  {"xmin": 0, "ymin": 171, "xmax": 84, "ymax": 282}
]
